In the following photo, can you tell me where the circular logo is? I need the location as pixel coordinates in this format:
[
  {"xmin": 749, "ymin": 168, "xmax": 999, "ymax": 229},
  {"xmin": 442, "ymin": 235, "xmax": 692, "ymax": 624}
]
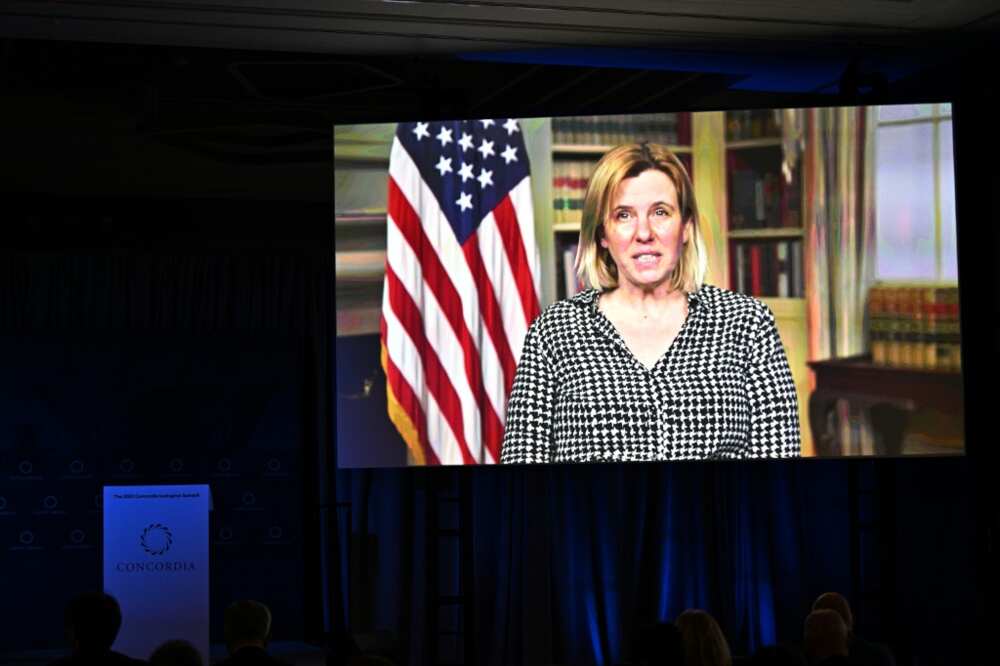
[
  {"xmin": 241, "ymin": 491, "xmax": 256, "ymax": 506},
  {"xmin": 268, "ymin": 526, "xmax": 283, "ymax": 540},
  {"xmin": 42, "ymin": 495, "xmax": 58, "ymax": 510},
  {"xmin": 119, "ymin": 458, "xmax": 135, "ymax": 474},
  {"xmin": 18, "ymin": 460, "xmax": 33, "ymax": 475},
  {"xmin": 168, "ymin": 458, "xmax": 184, "ymax": 473},
  {"xmin": 218, "ymin": 526, "xmax": 233, "ymax": 542},
  {"xmin": 217, "ymin": 458, "xmax": 232, "ymax": 473},
  {"xmin": 69, "ymin": 529, "xmax": 86, "ymax": 545},
  {"xmin": 69, "ymin": 460, "xmax": 85, "ymax": 475},
  {"xmin": 266, "ymin": 458, "xmax": 282, "ymax": 472},
  {"xmin": 19, "ymin": 530, "xmax": 35, "ymax": 545},
  {"xmin": 140, "ymin": 524, "xmax": 173, "ymax": 555}
]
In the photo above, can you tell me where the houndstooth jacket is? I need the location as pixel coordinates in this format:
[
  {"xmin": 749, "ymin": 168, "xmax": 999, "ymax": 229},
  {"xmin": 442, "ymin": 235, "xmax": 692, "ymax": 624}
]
[{"xmin": 499, "ymin": 285, "xmax": 801, "ymax": 463}]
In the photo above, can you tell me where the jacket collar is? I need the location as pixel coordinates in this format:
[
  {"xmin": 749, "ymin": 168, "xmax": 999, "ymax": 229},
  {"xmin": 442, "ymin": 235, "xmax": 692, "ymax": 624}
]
[{"xmin": 569, "ymin": 284, "xmax": 709, "ymax": 314}]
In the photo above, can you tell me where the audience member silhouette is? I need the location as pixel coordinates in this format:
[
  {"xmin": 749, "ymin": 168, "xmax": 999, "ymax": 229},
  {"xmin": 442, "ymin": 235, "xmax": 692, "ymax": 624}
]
[
  {"xmin": 49, "ymin": 592, "xmax": 146, "ymax": 666},
  {"xmin": 149, "ymin": 640, "xmax": 203, "ymax": 666},
  {"xmin": 750, "ymin": 644, "xmax": 808, "ymax": 666},
  {"xmin": 811, "ymin": 592, "xmax": 894, "ymax": 666},
  {"xmin": 632, "ymin": 621, "xmax": 685, "ymax": 666},
  {"xmin": 804, "ymin": 609, "xmax": 851, "ymax": 665},
  {"xmin": 676, "ymin": 609, "xmax": 733, "ymax": 666},
  {"xmin": 217, "ymin": 600, "xmax": 291, "ymax": 666}
]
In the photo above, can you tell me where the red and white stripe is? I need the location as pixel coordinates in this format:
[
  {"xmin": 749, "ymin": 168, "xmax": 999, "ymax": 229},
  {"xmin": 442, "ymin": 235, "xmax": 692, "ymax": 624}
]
[{"xmin": 381, "ymin": 136, "xmax": 541, "ymax": 465}]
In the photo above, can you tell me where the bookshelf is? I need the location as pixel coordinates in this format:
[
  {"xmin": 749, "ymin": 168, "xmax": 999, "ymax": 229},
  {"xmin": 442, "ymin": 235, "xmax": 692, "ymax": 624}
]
[
  {"xmin": 723, "ymin": 109, "xmax": 811, "ymax": 454},
  {"xmin": 552, "ymin": 144, "xmax": 692, "ymax": 155},
  {"xmin": 724, "ymin": 109, "xmax": 804, "ymax": 300}
]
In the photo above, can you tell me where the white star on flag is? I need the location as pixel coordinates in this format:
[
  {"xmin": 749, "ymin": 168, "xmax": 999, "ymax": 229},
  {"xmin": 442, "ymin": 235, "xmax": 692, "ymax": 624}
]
[
  {"xmin": 477, "ymin": 168, "xmax": 493, "ymax": 189},
  {"xmin": 503, "ymin": 119, "xmax": 520, "ymax": 135},
  {"xmin": 456, "ymin": 191, "xmax": 473, "ymax": 212},
  {"xmin": 458, "ymin": 162, "xmax": 474, "ymax": 182},
  {"xmin": 436, "ymin": 126, "xmax": 453, "ymax": 147},
  {"xmin": 501, "ymin": 144, "xmax": 518, "ymax": 164},
  {"xmin": 479, "ymin": 119, "xmax": 495, "ymax": 128},
  {"xmin": 435, "ymin": 155, "xmax": 453, "ymax": 176},
  {"xmin": 458, "ymin": 132, "xmax": 474, "ymax": 151},
  {"xmin": 477, "ymin": 139, "xmax": 495, "ymax": 159},
  {"xmin": 413, "ymin": 122, "xmax": 430, "ymax": 140}
]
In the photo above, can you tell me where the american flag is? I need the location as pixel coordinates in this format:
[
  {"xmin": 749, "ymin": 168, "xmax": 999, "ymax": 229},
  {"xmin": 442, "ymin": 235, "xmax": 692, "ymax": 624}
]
[{"xmin": 380, "ymin": 118, "xmax": 541, "ymax": 465}]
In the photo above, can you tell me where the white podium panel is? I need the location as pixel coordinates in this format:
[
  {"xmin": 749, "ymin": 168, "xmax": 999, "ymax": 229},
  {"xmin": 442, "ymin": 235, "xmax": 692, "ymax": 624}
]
[{"xmin": 103, "ymin": 485, "xmax": 210, "ymax": 663}]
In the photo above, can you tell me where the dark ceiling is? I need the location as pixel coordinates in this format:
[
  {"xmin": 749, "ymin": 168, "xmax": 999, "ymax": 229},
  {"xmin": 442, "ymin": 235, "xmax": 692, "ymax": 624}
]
[{"xmin": 1, "ymin": 1, "xmax": 997, "ymax": 165}]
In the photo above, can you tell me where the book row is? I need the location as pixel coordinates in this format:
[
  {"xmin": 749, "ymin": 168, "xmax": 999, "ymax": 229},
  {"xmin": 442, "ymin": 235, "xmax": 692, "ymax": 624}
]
[
  {"xmin": 552, "ymin": 160, "xmax": 593, "ymax": 227},
  {"xmin": 553, "ymin": 155, "xmax": 694, "ymax": 228},
  {"xmin": 867, "ymin": 285, "xmax": 962, "ymax": 372},
  {"xmin": 730, "ymin": 240, "xmax": 805, "ymax": 299},
  {"xmin": 729, "ymin": 168, "xmax": 801, "ymax": 229},
  {"xmin": 552, "ymin": 113, "xmax": 682, "ymax": 147},
  {"xmin": 726, "ymin": 109, "xmax": 783, "ymax": 142}
]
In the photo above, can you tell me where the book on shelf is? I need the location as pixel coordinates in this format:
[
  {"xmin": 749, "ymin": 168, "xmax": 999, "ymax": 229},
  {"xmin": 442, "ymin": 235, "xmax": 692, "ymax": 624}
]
[
  {"xmin": 730, "ymin": 169, "xmax": 783, "ymax": 229},
  {"xmin": 568, "ymin": 161, "xmax": 587, "ymax": 226},
  {"xmin": 749, "ymin": 244, "xmax": 762, "ymax": 296},
  {"xmin": 730, "ymin": 170, "xmax": 756, "ymax": 229},
  {"xmin": 551, "ymin": 160, "xmax": 592, "ymax": 227},
  {"xmin": 776, "ymin": 242, "xmax": 789, "ymax": 297},
  {"xmin": 781, "ymin": 165, "xmax": 802, "ymax": 228},
  {"xmin": 867, "ymin": 284, "xmax": 961, "ymax": 372},
  {"xmin": 552, "ymin": 160, "xmax": 564, "ymax": 226},
  {"xmin": 731, "ymin": 239, "xmax": 805, "ymax": 298},
  {"xmin": 734, "ymin": 244, "xmax": 747, "ymax": 295},
  {"xmin": 790, "ymin": 241, "xmax": 804, "ymax": 297},
  {"xmin": 753, "ymin": 178, "xmax": 766, "ymax": 223},
  {"xmin": 553, "ymin": 113, "xmax": 682, "ymax": 147}
]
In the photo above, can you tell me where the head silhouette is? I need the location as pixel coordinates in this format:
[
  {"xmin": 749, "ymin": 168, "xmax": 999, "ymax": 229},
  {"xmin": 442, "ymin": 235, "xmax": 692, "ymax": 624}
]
[
  {"xmin": 150, "ymin": 639, "xmax": 203, "ymax": 666},
  {"xmin": 675, "ymin": 609, "xmax": 732, "ymax": 666},
  {"xmin": 224, "ymin": 600, "xmax": 272, "ymax": 653},
  {"xmin": 65, "ymin": 592, "xmax": 123, "ymax": 654},
  {"xmin": 811, "ymin": 592, "xmax": 853, "ymax": 634},
  {"xmin": 804, "ymin": 609, "xmax": 849, "ymax": 662}
]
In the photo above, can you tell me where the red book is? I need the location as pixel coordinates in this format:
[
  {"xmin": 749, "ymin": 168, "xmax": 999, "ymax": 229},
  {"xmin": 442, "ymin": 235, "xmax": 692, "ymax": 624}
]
[
  {"xmin": 730, "ymin": 243, "xmax": 738, "ymax": 291},
  {"xmin": 677, "ymin": 112, "xmax": 692, "ymax": 145},
  {"xmin": 750, "ymin": 244, "xmax": 762, "ymax": 296}
]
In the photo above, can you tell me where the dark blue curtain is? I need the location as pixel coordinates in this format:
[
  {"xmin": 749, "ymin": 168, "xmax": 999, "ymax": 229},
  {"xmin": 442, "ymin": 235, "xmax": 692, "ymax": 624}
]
[
  {"xmin": 335, "ymin": 461, "xmax": 816, "ymax": 664},
  {"xmin": 0, "ymin": 242, "xmax": 335, "ymax": 652},
  {"xmin": 335, "ymin": 449, "xmax": 976, "ymax": 666}
]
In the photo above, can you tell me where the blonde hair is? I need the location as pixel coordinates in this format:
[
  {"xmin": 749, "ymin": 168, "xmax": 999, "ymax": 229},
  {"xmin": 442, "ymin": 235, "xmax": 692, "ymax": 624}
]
[
  {"xmin": 675, "ymin": 609, "xmax": 732, "ymax": 666},
  {"xmin": 576, "ymin": 143, "xmax": 707, "ymax": 293}
]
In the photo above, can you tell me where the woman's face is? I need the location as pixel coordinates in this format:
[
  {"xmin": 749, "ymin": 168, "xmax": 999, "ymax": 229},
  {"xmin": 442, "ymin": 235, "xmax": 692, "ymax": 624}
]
[{"xmin": 600, "ymin": 168, "xmax": 690, "ymax": 293}]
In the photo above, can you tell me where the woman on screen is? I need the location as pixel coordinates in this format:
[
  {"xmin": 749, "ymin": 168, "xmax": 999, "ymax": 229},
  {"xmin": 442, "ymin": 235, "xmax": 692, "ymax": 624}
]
[{"xmin": 499, "ymin": 142, "xmax": 800, "ymax": 463}]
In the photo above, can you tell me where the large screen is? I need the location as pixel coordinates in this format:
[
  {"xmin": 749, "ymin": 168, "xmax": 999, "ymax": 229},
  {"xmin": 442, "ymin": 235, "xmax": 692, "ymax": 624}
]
[{"xmin": 335, "ymin": 104, "xmax": 962, "ymax": 467}]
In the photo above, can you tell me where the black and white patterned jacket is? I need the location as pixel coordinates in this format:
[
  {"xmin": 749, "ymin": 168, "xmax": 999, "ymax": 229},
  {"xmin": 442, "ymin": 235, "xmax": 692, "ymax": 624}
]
[{"xmin": 500, "ymin": 285, "xmax": 801, "ymax": 463}]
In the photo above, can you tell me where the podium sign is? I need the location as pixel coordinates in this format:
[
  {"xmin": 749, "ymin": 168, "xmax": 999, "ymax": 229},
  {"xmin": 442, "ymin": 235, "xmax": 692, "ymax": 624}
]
[{"xmin": 103, "ymin": 485, "xmax": 210, "ymax": 663}]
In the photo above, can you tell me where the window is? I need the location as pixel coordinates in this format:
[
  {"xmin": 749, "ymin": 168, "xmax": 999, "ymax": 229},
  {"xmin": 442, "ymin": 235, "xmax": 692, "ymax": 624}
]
[{"xmin": 874, "ymin": 103, "xmax": 957, "ymax": 281}]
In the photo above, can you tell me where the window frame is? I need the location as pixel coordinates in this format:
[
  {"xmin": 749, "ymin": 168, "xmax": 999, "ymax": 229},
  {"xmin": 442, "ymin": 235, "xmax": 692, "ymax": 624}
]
[{"xmin": 874, "ymin": 103, "xmax": 954, "ymax": 281}]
